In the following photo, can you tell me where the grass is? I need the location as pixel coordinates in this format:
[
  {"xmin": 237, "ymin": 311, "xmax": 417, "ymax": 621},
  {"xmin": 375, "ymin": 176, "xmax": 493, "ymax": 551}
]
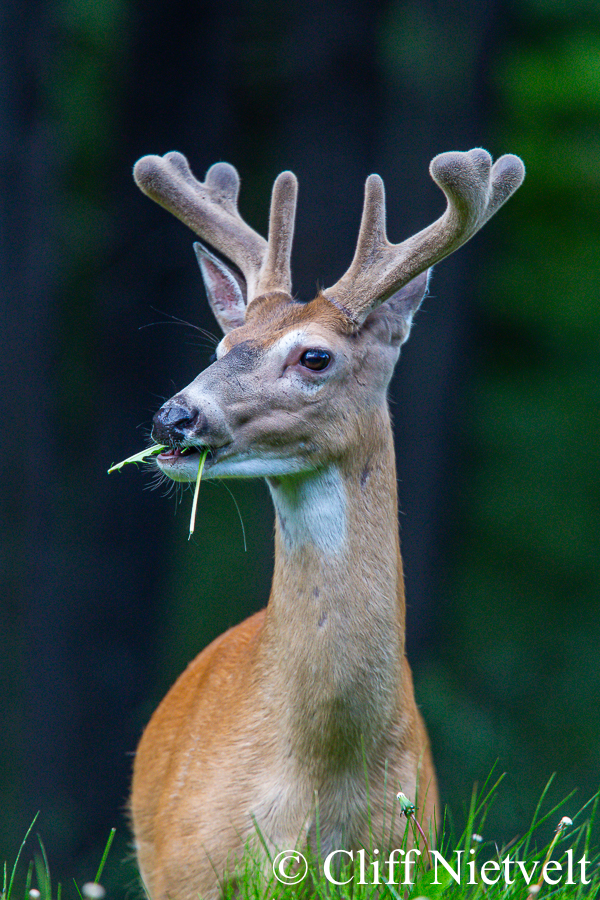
[
  {"xmin": 188, "ymin": 449, "xmax": 208, "ymax": 539},
  {"xmin": 107, "ymin": 444, "xmax": 165, "ymax": 474},
  {"xmin": 107, "ymin": 443, "xmax": 209, "ymax": 538},
  {"xmin": 2, "ymin": 820, "xmax": 115, "ymax": 900},
  {"xmin": 4, "ymin": 779, "xmax": 599, "ymax": 899},
  {"xmin": 250, "ymin": 776, "xmax": 600, "ymax": 900}
]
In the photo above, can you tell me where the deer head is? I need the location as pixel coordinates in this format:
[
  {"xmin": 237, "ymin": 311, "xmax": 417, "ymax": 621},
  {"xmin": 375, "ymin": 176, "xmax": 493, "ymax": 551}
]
[{"xmin": 133, "ymin": 149, "xmax": 524, "ymax": 485}]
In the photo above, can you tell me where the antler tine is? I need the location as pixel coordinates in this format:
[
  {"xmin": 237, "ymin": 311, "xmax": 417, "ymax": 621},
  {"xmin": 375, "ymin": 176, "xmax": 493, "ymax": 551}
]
[
  {"xmin": 134, "ymin": 152, "xmax": 268, "ymax": 300},
  {"xmin": 254, "ymin": 171, "xmax": 298, "ymax": 298},
  {"xmin": 323, "ymin": 174, "xmax": 388, "ymax": 320},
  {"xmin": 323, "ymin": 148, "xmax": 525, "ymax": 326}
]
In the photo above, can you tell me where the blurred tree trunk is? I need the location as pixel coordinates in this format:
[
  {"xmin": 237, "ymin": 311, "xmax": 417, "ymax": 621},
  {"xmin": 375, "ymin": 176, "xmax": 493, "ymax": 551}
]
[
  {"xmin": 1, "ymin": 0, "xmax": 65, "ymax": 858},
  {"xmin": 0, "ymin": 0, "xmax": 171, "ymax": 877}
]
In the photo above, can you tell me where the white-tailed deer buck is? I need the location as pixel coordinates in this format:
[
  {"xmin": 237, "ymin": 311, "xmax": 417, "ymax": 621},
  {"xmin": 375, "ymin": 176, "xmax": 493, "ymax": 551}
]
[{"xmin": 129, "ymin": 148, "xmax": 524, "ymax": 899}]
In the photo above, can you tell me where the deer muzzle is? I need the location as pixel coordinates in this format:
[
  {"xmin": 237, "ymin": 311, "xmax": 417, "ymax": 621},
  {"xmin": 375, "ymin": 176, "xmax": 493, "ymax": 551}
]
[{"xmin": 152, "ymin": 389, "xmax": 234, "ymax": 457}]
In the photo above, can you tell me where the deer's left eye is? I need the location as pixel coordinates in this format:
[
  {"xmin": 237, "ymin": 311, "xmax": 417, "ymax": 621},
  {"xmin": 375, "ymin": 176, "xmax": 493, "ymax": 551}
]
[{"xmin": 300, "ymin": 349, "xmax": 331, "ymax": 371}]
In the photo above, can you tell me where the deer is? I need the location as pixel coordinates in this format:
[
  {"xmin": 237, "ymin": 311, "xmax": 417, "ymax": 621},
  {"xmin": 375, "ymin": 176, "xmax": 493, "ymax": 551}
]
[{"xmin": 128, "ymin": 147, "xmax": 524, "ymax": 900}]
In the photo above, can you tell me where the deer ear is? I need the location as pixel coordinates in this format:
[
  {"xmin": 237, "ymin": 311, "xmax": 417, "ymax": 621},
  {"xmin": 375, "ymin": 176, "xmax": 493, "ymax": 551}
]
[
  {"xmin": 194, "ymin": 242, "xmax": 247, "ymax": 334},
  {"xmin": 363, "ymin": 269, "xmax": 430, "ymax": 346}
]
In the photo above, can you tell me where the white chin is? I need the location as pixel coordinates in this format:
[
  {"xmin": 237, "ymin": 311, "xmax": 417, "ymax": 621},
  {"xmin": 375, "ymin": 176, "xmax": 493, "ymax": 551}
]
[
  {"xmin": 156, "ymin": 456, "xmax": 200, "ymax": 483},
  {"xmin": 204, "ymin": 455, "xmax": 310, "ymax": 479},
  {"xmin": 158, "ymin": 451, "xmax": 312, "ymax": 481}
]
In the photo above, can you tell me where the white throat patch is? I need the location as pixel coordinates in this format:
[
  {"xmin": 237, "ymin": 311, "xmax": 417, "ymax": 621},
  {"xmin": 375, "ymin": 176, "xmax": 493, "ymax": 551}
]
[{"xmin": 268, "ymin": 465, "xmax": 347, "ymax": 555}]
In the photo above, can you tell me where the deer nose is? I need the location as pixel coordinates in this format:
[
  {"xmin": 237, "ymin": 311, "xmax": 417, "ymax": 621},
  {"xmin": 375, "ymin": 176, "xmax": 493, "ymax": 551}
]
[{"xmin": 152, "ymin": 403, "xmax": 199, "ymax": 444}]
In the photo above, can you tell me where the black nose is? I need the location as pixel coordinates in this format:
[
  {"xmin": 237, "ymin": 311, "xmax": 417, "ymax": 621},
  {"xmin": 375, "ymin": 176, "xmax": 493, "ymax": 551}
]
[{"xmin": 152, "ymin": 403, "xmax": 198, "ymax": 444}]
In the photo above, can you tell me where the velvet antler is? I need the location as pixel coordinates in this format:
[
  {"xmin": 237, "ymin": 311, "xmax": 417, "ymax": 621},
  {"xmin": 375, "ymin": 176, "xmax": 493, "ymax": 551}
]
[
  {"xmin": 322, "ymin": 149, "xmax": 525, "ymax": 325},
  {"xmin": 133, "ymin": 152, "xmax": 298, "ymax": 303}
]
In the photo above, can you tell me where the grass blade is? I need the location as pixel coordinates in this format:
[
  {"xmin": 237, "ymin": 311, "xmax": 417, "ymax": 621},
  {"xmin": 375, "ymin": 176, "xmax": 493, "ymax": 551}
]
[
  {"xmin": 6, "ymin": 812, "xmax": 38, "ymax": 900},
  {"xmin": 189, "ymin": 449, "xmax": 209, "ymax": 539},
  {"xmin": 94, "ymin": 828, "xmax": 116, "ymax": 885},
  {"xmin": 107, "ymin": 444, "xmax": 165, "ymax": 474}
]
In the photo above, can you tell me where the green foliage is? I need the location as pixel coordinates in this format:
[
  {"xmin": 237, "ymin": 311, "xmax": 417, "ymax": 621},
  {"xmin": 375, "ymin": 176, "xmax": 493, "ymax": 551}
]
[
  {"xmin": 45, "ymin": 0, "xmax": 132, "ymax": 451},
  {"xmin": 426, "ymin": 0, "xmax": 600, "ymax": 838}
]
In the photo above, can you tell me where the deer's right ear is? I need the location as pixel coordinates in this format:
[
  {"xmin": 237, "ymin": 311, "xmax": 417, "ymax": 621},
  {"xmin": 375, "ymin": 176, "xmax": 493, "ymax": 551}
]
[
  {"xmin": 194, "ymin": 242, "xmax": 247, "ymax": 334},
  {"xmin": 363, "ymin": 269, "xmax": 430, "ymax": 347}
]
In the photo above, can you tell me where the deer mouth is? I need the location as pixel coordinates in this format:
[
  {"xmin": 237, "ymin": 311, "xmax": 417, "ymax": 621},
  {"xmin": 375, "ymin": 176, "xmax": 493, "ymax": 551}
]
[
  {"xmin": 156, "ymin": 445, "xmax": 214, "ymax": 480},
  {"xmin": 157, "ymin": 446, "xmax": 203, "ymax": 462}
]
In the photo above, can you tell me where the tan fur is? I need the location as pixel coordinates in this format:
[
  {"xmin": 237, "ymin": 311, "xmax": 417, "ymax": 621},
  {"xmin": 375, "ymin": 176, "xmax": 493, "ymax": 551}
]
[{"xmin": 131, "ymin": 313, "xmax": 438, "ymax": 898}]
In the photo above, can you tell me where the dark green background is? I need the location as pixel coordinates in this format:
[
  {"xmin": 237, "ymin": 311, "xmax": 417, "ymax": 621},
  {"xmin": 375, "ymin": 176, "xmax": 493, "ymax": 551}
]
[{"xmin": 2, "ymin": 0, "xmax": 599, "ymax": 893}]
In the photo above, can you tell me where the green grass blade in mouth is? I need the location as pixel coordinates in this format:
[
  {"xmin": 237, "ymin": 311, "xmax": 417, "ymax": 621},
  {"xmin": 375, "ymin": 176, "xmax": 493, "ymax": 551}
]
[
  {"xmin": 107, "ymin": 443, "xmax": 165, "ymax": 474},
  {"xmin": 189, "ymin": 448, "xmax": 209, "ymax": 540}
]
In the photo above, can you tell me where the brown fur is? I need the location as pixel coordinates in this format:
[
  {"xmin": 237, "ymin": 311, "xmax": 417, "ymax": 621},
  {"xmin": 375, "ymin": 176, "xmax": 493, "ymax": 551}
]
[{"xmin": 132, "ymin": 351, "xmax": 438, "ymax": 899}]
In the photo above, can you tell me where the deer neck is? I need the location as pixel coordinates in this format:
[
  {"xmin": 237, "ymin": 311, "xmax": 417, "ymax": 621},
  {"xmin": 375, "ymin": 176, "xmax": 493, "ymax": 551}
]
[{"xmin": 261, "ymin": 407, "xmax": 406, "ymax": 772}]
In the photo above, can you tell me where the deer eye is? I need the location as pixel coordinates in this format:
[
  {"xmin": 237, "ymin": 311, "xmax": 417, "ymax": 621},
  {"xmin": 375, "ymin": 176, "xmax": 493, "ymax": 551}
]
[{"xmin": 300, "ymin": 349, "xmax": 331, "ymax": 371}]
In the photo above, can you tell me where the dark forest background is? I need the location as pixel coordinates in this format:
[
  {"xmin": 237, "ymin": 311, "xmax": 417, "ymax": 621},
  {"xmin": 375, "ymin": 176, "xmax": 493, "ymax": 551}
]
[{"xmin": 2, "ymin": 0, "xmax": 599, "ymax": 893}]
